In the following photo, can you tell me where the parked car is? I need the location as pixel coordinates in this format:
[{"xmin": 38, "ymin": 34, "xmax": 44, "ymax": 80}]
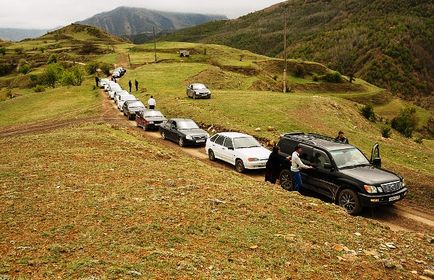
[
  {"xmin": 104, "ymin": 81, "xmax": 117, "ymax": 92},
  {"xmin": 112, "ymin": 67, "xmax": 126, "ymax": 78},
  {"xmin": 136, "ymin": 109, "xmax": 167, "ymax": 130},
  {"xmin": 117, "ymin": 94, "xmax": 137, "ymax": 111},
  {"xmin": 186, "ymin": 83, "xmax": 211, "ymax": 99},
  {"xmin": 206, "ymin": 132, "xmax": 271, "ymax": 173},
  {"xmin": 123, "ymin": 100, "xmax": 146, "ymax": 120},
  {"xmin": 108, "ymin": 84, "xmax": 123, "ymax": 99},
  {"xmin": 99, "ymin": 78, "xmax": 110, "ymax": 89},
  {"xmin": 160, "ymin": 118, "xmax": 209, "ymax": 146},
  {"xmin": 276, "ymin": 132, "xmax": 407, "ymax": 215},
  {"xmin": 114, "ymin": 90, "xmax": 130, "ymax": 105}
]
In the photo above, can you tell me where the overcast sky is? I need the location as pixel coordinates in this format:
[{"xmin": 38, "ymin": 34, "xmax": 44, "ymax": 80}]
[{"xmin": 0, "ymin": 0, "xmax": 284, "ymax": 29}]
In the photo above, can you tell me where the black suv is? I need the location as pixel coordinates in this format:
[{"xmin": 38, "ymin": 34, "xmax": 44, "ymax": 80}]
[{"xmin": 276, "ymin": 132, "xmax": 408, "ymax": 215}]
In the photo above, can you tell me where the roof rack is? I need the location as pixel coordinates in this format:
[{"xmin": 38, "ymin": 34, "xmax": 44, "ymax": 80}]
[{"xmin": 307, "ymin": 133, "xmax": 336, "ymax": 142}]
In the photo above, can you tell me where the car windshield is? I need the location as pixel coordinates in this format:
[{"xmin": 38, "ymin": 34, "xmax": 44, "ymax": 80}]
[
  {"xmin": 330, "ymin": 148, "xmax": 370, "ymax": 169},
  {"xmin": 144, "ymin": 111, "xmax": 164, "ymax": 118},
  {"xmin": 177, "ymin": 120, "xmax": 199, "ymax": 130},
  {"xmin": 233, "ymin": 137, "xmax": 261, "ymax": 149},
  {"xmin": 123, "ymin": 96, "xmax": 136, "ymax": 101},
  {"xmin": 193, "ymin": 84, "xmax": 207, "ymax": 90},
  {"xmin": 128, "ymin": 101, "xmax": 144, "ymax": 108}
]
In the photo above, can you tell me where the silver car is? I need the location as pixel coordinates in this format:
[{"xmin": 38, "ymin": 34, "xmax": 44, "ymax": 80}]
[{"xmin": 186, "ymin": 83, "xmax": 211, "ymax": 99}]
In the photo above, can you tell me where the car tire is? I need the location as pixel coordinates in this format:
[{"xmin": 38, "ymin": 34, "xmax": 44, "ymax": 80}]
[
  {"xmin": 179, "ymin": 137, "xmax": 185, "ymax": 147},
  {"xmin": 235, "ymin": 159, "xmax": 245, "ymax": 173},
  {"xmin": 161, "ymin": 131, "xmax": 166, "ymax": 140},
  {"xmin": 208, "ymin": 149, "xmax": 216, "ymax": 161},
  {"xmin": 279, "ymin": 169, "xmax": 294, "ymax": 191},
  {"xmin": 193, "ymin": 94, "xmax": 196, "ymax": 100},
  {"xmin": 338, "ymin": 189, "xmax": 362, "ymax": 215},
  {"xmin": 144, "ymin": 125, "xmax": 148, "ymax": 131}
]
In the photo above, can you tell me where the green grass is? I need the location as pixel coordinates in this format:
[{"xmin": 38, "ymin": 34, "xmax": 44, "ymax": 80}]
[{"xmin": 0, "ymin": 79, "xmax": 101, "ymax": 128}]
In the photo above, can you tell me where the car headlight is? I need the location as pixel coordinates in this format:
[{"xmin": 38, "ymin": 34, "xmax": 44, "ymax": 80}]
[
  {"xmin": 205, "ymin": 133, "xmax": 210, "ymax": 138},
  {"xmin": 401, "ymin": 179, "xmax": 406, "ymax": 187},
  {"xmin": 247, "ymin": 158, "xmax": 260, "ymax": 162},
  {"xmin": 364, "ymin": 185, "xmax": 379, "ymax": 194},
  {"xmin": 186, "ymin": 135, "xmax": 193, "ymax": 140}
]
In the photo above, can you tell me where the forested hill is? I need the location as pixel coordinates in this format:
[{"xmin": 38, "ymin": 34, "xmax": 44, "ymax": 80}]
[{"xmin": 161, "ymin": 0, "xmax": 434, "ymax": 109}]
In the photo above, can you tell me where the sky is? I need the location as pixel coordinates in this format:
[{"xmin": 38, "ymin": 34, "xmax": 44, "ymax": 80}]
[{"xmin": 0, "ymin": 0, "xmax": 284, "ymax": 29}]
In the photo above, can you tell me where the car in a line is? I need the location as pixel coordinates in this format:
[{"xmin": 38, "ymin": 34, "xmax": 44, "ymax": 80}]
[
  {"xmin": 114, "ymin": 90, "xmax": 130, "ymax": 106},
  {"xmin": 136, "ymin": 109, "xmax": 167, "ymax": 130},
  {"xmin": 104, "ymin": 81, "xmax": 117, "ymax": 92},
  {"xmin": 123, "ymin": 100, "xmax": 146, "ymax": 120},
  {"xmin": 186, "ymin": 83, "xmax": 211, "ymax": 99},
  {"xmin": 99, "ymin": 78, "xmax": 110, "ymax": 89},
  {"xmin": 275, "ymin": 132, "xmax": 408, "ymax": 215},
  {"xmin": 108, "ymin": 84, "xmax": 123, "ymax": 99},
  {"xmin": 206, "ymin": 132, "xmax": 271, "ymax": 173},
  {"xmin": 160, "ymin": 118, "xmax": 209, "ymax": 147},
  {"xmin": 112, "ymin": 67, "xmax": 126, "ymax": 78},
  {"xmin": 117, "ymin": 94, "xmax": 137, "ymax": 111}
]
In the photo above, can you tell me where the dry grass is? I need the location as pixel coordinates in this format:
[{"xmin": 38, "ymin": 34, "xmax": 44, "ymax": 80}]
[{"xmin": 0, "ymin": 123, "xmax": 432, "ymax": 279}]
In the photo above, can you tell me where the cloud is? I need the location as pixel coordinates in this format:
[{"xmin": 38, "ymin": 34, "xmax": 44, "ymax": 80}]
[{"xmin": 0, "ymin": 0, "xmax": 283, "ymax": 29}]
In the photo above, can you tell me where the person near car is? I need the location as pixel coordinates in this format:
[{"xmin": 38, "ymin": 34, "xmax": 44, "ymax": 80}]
[
  {"xmin": 128, "ymin": 80, "xmax": 132, "ymax": 92},
  {"xmin": 335, "ymin": 131, "xmax": 349, "ymax": 144},
  {"xmin": 95, "ymin": 76, "xmax": 99, "ymax": 87},
  {"xmin": 265, "ymin": 146, "xmax": 288, "ymax": 184},
  {"xmin": 148, "ymin": 96, "xmax": 156, "ymax": 109},
  {"xmin": 291, "ymin": 146, "xmax": 313, "ymax": 192},
  {"xmin": 135, "ymin": 80, "xmax": 139, "ymax": 91}
]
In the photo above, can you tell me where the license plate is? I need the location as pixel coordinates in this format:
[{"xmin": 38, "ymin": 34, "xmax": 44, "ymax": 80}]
[
  {"xmin": 196, "ymin": 140, "xmax": 205, "ymax": 143},
  {"xmin": 389, "ymin": 195, "xmax": 400, "ymax": 202}
]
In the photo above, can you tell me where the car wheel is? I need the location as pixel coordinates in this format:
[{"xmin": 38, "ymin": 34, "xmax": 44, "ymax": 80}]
[
  {"xmin": 338, "ymin": 189, "xmax": 362, "ymax": 215},
  {"xmin": 144, "ymin": 125, "xmax": 148, "ymax": 131},
  {"xmin": 161, "ymin": 131, "xmax": 166, "ymax": 140},
  {"xmin": 193, "ymin": 94, "xmax": 196, "ymax": 100},
  {"xmin": 208, "ymin": 149, "xmax": 216, "ymax": 161},
  {"xmin": 279, "ymin": 169, "xmax": 294, "ymax": 191},
  {"xmin": 235, "ymin": 159, "xmax": 245, "ymax": 173},
  {"xmin": 178, "ymin": 137, "xmax": 185, "ymax": 147}
]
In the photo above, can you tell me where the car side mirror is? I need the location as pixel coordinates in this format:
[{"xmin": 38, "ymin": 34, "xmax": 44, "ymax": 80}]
[
  {"xmin": 323, "ymin": 163, "xmax": 333, "ymax": 170},
  {"xmin": 371, "ymin": 158, "xmax": 382, "ymax": 168}
]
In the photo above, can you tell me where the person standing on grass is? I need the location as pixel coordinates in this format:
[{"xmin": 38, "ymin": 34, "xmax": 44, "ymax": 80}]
[
  {"xmin": 335, "ymin": 130, "xmax": 349, "ymax": 144},
  {"xmin": 128, "ymin": 80, "xmax": 132, "ymax": 92},
  {"xmin": 135, "ymin": 79, "xmax": 139, "ymax": 91},
  {"xmin": 95, "ymin": 76, "xmax": 99, "ymax": 87},
  {"xmin": 148, "ymin": 96, "xmax": 156, "ymax": 109},
  {"xmin": 291, "ymin": 145, "xmax": 313, "ymax": 192}
]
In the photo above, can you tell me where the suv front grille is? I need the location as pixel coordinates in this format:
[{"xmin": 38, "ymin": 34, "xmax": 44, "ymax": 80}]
[
  {"xmin": 193, "ymin": 136, "xmax": 206, "ymax": 140},
  {"xmin": 381, "ymin": 181, "xmax": 401, "ymax": 193}
]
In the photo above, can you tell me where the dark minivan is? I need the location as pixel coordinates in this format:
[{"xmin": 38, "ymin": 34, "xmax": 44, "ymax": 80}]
[{"xmin": 276, "ymin": 132, "xmax": 407, "ymax": 215}]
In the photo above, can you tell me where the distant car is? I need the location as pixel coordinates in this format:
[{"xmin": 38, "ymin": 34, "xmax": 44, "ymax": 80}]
[
  {"xmin": 160, "ymin": 118, "xmax": 209, "ymax": 147},
  {"xmin": 99, "ymin": 78, "xmax": 110, "ymax": 89},
  {"xmin": 123, "ymin": 100, "xmax": 146, "ymax": 120},
  {"xmin": 186, "ymin": 83, "xmax": 211, "ymax": 99},
  {"xmin": 108, "ymin": 84, "xmax": 123, "ymax": 99},
  {"xmin": 136, "ymin": 109, "xmax": 167, "ymax": 130},
  {"xmin": 206, "ymin": 132, "xmax": 271, "ymax": 173},
  {"xmin": 114, "ymin": 90, "xmax": 130, "ymax": 105},
  {"xmin": 117, "ymin": 94, "xmax": 137, "ymax": 111},
  {"xmin": 104, "ymin": 81, "xmax": 117, "ymax": 92},
  {"xmin": 112, "ymin": 67, "xmax": 126, "ymax": 78}
]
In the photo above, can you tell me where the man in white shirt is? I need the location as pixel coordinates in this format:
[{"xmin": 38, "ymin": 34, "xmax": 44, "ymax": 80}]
[
  {"xmin": 148, "ymin": 96, "xmax": 156, "ymax": 109},
  {"xmin": 291, "ymin": 145, "xmax": 313, "ymax": 192}
]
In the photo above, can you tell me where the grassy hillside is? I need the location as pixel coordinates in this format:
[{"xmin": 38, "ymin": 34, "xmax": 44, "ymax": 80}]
[{"xmin": 161, "ymin": 0, "xmax": 434, "ymax": 109}]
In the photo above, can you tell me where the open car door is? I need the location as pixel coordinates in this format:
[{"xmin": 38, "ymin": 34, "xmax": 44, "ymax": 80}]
[{"xmin": 370, "ymin": 143, "xmax": 381, "ymax": 168}]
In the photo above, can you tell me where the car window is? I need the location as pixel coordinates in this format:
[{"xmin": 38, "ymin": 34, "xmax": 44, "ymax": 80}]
[
  {"xmin": 330, "ymin": 148, "xmax": 370, "ymax": 169},
  {"xmin": 177, "ymin": 120, "xmax": 199, "ymax": 129},
  {"xmin": 215, "ymin": 136, "xmax": 225, "ymax": 146},
  {"xmin": 171, "ymin": 121, "xmax": 177, "ymax": 130},
  {"xmin": 278, "ymin": 139, "xmax": 295, "ymax": 156},
  {"xmin": 299, "ymin": 144, "xmax": 313, "ymax": 163},
  {"xmin": 209, "ymin": 134, "xmax": 218, "ymax": 142},
  {"xmin": 233, "ymin": 137, "xmax": 261, "ymax": 149},
  {"xmin": 224, "ymin": 138, "xmax": 234, "ymax": 149},
  {"xmin": 313, "ymin": 149, "xmax": 331, "ymax": 169}
]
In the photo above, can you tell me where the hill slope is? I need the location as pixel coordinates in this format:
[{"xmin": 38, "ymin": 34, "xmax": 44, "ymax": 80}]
[
  {"xmin": 77, "ymin": 6, "xmax": 226, "ymax": 41},
  {"xmin": 161, "ymin": 0, "xmax": 434, "ymax": 109}
]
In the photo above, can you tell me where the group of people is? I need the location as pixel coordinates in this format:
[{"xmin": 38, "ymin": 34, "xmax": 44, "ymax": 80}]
[
  {"xmin": 265, "ymin": 131, "xmax": 349, "ymax": 191},
  {"xmin": 128, "ymin": 80, "xmax": 139, "ymax": 93}
]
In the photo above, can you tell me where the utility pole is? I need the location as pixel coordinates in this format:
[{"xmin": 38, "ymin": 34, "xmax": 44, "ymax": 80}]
[
  {"xmin": 153, "ymin": 26, "xmax": 157, "ymax": 63},
  {"xmin": 283, "ymin": 8, "xmax": 288, "ymax": 93}
]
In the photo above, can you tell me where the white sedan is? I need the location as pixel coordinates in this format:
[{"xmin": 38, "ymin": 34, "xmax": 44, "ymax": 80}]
[
  {"xmin": 205, "ymin": 132, "xmax": 271, "ymax": 173},
  {"xmin": 108, "ymin": 84, "xmax": 123, "ymax": 99},
  {"xmin": 117, "ymin": 94, "xmax": 137, "ymax": 111}
]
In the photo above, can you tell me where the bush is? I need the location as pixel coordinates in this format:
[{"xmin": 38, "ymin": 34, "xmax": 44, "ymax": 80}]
[
  {"xmin": 414, "ymin": 137, "xmax": 423, "ymax": 144},
  {"xmin": 18, "ymin": 64, "xmax": 30, "ymax": 74},
  {"xmin": 14, "ymin": 48, "xmax": 24, "ymax": 54},
  {"xmin": 0, "ymin": 47, "xmax": 6, "ymax": 56},
  {"xmin": 86, "ymin": 62, "xmax": 99, "ymax": 75},
  {"xmin": 381, "ymin": 125, "xmax": 392, "ymax": 138},
  {"xmin": 293, "ymin": 65, "xmax": 305, "ymax": 78},
  {"xmin": 40, "ymin": 63, "xmax": 63, "ymax": 88},
  {"xmin": 391, "ymin": 107, "xmax": 419, "ymax": 138},
  {"xmin": 323, "ymin": 71, "xmax": 343, "ymax": 83},
  {"xmin": 361, "ymin": 104, "xmax": 375, "ymax": 121},
  {"xmin": 312, "ymin": 74, "xmax": 320, "ymax": 82},
  {"xmin": 99, "ymin": 63, "xmax": 111, "ymax": 76},
  {"xmin": 0, "ymin": 64, "xmax": 16, "ymax": 76},
  {"xmin": 47, "ymin": 54, "xmax": 58, "ymax": 64},
  {"xmin": 62, "ymin": 66, "xmax": 84, "ymax": 86},
  {"xmin": 33, "ymin": 85, "xmax": 45, "ymax": 92}
]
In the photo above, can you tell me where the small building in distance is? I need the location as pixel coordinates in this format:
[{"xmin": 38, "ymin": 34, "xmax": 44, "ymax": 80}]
[{"xmin": 179, "ymin": 50, "xmax": 190, "ymax": 57}]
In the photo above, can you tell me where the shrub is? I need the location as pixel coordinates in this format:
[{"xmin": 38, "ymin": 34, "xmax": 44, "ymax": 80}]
[
  {"xmin": 38, "ymin": 47, "xmax": 46, "ymax": 53},
  {"xmin": 14, "ymin": 48, "xmax": 24, "ymax": 54},
  {"xmin": 380, "ymin": 125, "xmax": 392, "ymax": 138},
  {"xmin": 361, "ymin": 104, "xmax": 375, "ymax": 121},
  {"xmin": 47, "ymin": 54, "xmax": 58, "ymax": 64},
  {"xmin": 33, "ymin": 85, "xmax": 45, "ymax": 92},
  {"xmin": 99, "ymin": 63, "xmax": 111, "ymax": 76},
  {"xmin": 293, "ymin": 65, "xmax": 305, "ymax": 78},
  {"xmin": 0, "ymin": 63, "xmax": 16, "ymax": 76},
  {"xmin": 86, "ymin": 62, "xmax": 99, "ymax": 75},
  {"xmin": 40, "ymin": 63, "xmax": 63, "ymax": 88},
  {"xmin": 323, "ymin": 71, "xmax": 343, "ymax": 83},
  {"xmin": 0, "ymin": 47, "xmax": 6, "ymax": 56},
  {"xmin": 312, "ymin": 74, "xmax": 320, "ymax": 82},
  {"xmin": 414, "ymin": 137, "xmax": 423, "ymax": 144},
  {"xmin": 18, "ymin": 64, "xmax": 30, "ymax": 74},
  {"xmin": 62, "ymin": 66, "xmax": 84, "ymax": 86},
  {"xmin": 391, "ymin": 107, "xmax": 419, "ymax": 138}
]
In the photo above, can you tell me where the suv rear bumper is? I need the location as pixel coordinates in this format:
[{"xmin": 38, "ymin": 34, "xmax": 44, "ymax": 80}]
[{"xmin": 358, "ymin": 187, "xmax": 408, "ymax": 207}]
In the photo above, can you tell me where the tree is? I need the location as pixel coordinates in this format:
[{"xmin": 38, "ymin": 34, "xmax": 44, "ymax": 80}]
[
  {"xmin": 361, "ymin": 104, "xmax": 375, "ymax": 121},
  {"xmin": 391, "ymin": 107, "xmax": 419, "ymax": 138},
  {"xmin": 0, "ymin": 47, "xmax": 6, "ymax": 56},
  {"xmin": 47, "ymin": 54, "xmax": 58, "ymax": 64}
]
